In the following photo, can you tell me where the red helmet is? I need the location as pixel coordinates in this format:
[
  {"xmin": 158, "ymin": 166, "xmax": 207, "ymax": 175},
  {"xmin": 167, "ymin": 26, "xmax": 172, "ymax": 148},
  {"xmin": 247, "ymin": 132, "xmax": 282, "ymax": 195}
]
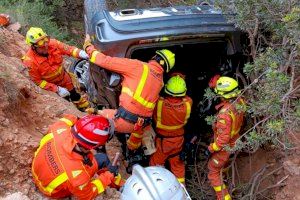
[{"xmin": 72, "ymin": 115, "xmax": 114, "ymax": 150}]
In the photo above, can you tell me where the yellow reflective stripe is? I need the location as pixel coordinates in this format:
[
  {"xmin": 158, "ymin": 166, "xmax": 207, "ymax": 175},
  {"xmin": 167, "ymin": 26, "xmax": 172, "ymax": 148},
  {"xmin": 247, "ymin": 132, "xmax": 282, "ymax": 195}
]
[
  {"xmin": 90, "ymin": 51, "xmax": 99, "ymax": 63},
  {"xmin": 38, "ymin": 80, "xmax": 47, "ymax": 88},
  {"xmin": 228, "ymin": 111, "xmax": 240, "ymax": 137},
  {"xmin": 44, "ymin": 172, "xmax": 68, "ymax": 194},
  {"xmin": 183, "ymin": 99, "xmax": 191, "ymax": 125},
  {"xmin": 132, "ymin": 132, "xmax": 143, "ymax": 138},
  {"xmin": 91, "ymin": 179, "xmax": 105, "ymax": 194},
  {"xmin": 114, "ymin": 174, "xmax": 121, "ymax": 185},
  {"xmin": 41, "ymin": 66, "xmax": 63, "ymax": 79},
  {"xmin": 177, "ymin": 178, "xmax": 185, "ymax": 183},
  {"xmin": 34, "ymin": 133, "xmax": 54, "ymax": 156},
  {"xmin": 127, "ymin": 140, "xmax": 141, "ymax": 148},
  {"xmin": 122, "ymin": 87, "xmax": 134, "ymax": 96},
  {"xmin": 212, "ymin": 142, "xmax": 221, "ymax": 151},
  {"xmin": 156, "ymin": 99, "xmax": 191, "ymax": 130},
  {"xmin": 213, "ymin": 184, "xmax": 226, "ymax": 192},
  {"xmin": 59, "ymin": 118, "xmax": 74, "ymax": 126},
  {"xmin": 224, "ymin": 194, "xmax": 232, "ymax": 200},
  {"xmin": 72, "ymin": 48, "xmax": 79, "ymax": 57},
  {"xmin": 121, "ymin": 64, "xmax": 155, "ymax": 109}
]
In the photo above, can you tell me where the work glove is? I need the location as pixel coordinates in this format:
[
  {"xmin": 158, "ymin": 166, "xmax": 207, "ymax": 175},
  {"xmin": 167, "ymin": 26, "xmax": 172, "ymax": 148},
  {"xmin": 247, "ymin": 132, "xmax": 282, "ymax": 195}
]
[
  {"xmin": 107, "ymin": 163, "xmax": 118, "ymax": 176},
  {"xmin": 110, "ymin": 173, "xmax": 125, "ymax": 190},
  {"xmin": 98, "ymin": 171, "xmax": 114, "ymax": 188},
  {"xmin": 79, "ymin": 50, "xmax": 89, "ymax": 60},
  {"xmin": 57, "ymin": 86, "xmax": 70, "ymax": 98}
]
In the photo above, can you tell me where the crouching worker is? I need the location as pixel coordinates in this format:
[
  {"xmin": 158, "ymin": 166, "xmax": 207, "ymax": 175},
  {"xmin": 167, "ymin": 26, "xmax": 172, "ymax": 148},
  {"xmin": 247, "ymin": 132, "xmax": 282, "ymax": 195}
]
[
  {"xmin": 32, "ymin": 114, "xmax": 124, "ymax": 199},
  {"xmin": 22, "ymin": 27, "xmax": 89, "ymax": 110},
  {"xmin": 121, "ymin": 164, "xmax": 191, "ymax": 200},
  {"xmin": 207, "ymin": 75, "xmax": 246, "ymax": 200},
  {"xmin": 150, "ymin": 75, "xmax": 192, "ymax": 184}
]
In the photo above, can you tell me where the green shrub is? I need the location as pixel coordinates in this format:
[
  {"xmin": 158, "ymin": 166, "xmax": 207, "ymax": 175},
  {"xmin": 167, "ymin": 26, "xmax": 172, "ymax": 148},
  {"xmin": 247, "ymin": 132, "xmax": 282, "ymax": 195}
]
[
  {"xmin": 0, "ymin": 0, "xmax": 73, "ymax": 44},
  {"xmin": 215, "ymin": 0, "xmax": 300, "ymax": 151}
]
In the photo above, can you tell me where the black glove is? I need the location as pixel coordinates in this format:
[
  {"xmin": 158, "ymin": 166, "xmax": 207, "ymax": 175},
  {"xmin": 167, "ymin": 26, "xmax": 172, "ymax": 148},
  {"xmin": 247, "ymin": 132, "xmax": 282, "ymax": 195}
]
[
  {"xmin": 108, "ymin": 163, "xmax": 118, "ymax": 176},
  {"xmin": 204, "ymin": 149, "xmax": 211, "ymax": 158}
]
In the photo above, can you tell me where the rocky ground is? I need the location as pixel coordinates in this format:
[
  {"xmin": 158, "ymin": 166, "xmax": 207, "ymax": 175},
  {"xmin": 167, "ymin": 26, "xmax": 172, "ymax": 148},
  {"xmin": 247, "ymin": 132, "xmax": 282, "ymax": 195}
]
[{"xmin": 0, "ymin": 28, "xmax": 123, "ymax": 199}]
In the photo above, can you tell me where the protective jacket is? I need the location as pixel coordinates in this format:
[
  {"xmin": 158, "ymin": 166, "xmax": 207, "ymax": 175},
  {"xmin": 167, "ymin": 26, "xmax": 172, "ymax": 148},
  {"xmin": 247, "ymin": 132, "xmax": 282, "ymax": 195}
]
[
  {"xmin": 150, "ymin": 96, "xmax": 192, "ymax": 183},
  {"xmin": 208, "ymin": 97, "xmax": 246, "ymax": 200},
  {"xmin": 23, "ymin": 39, "xmax": 82, "ymax": 92},
  {"xmin": 32, "ymin": 114, "xmax": 110, "ymax": 200},
  {"xmin": 86, "ymin": 45, "xmax": 164, "ymax": 117},
  {"xmin": 85, "ymin": 45, "xmax": 164, "ymax": 150}
]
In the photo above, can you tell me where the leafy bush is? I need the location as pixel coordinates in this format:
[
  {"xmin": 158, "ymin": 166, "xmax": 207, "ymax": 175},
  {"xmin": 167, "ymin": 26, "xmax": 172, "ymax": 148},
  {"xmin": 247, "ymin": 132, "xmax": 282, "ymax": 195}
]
[
  {"xmin": 215, "ymin": 0, "xmax": 300, "ymax": 151},
  {"xmin": 0, "ymin": 0, "xmax": 73, "ymax": 43}
]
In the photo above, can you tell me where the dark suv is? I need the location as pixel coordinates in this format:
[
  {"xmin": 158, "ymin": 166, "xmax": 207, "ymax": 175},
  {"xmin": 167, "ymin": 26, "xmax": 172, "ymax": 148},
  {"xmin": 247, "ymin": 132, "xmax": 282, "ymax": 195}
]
[{"xmin": 75, "ymin": 0, "xmax": 246, "ymax": 134}]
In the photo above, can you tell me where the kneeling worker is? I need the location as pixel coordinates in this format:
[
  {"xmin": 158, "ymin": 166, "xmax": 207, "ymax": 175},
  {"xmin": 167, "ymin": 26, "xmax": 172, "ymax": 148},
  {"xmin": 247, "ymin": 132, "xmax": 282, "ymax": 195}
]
[
  {"xmin": 150, "ymin": 75, "xmax": 192, "ymax": 184},
  {"xmin": 32, "ymin": 114, "xmax": 123, "ymax": 199}
]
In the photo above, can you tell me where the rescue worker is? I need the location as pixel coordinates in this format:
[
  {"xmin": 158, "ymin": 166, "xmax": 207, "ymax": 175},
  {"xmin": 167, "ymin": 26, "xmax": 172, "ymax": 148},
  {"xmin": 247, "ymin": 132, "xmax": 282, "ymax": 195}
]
[
  {"xmin": 150, "ymin": 75, "xmax": 193, "ymax": 184},
  {"xmin": 32, "ymin": 114, "xmax": 123, "ymax": 199},
  {"xmin": 22, "ymin": 27, "xmax": 89, "ymax": 110},
  {"xmin": 207, "ymin": 75, "xmax": 246, "ymax": 200},
  {"xmin": 121, "ymin": 164, "xmax": 192, "ymax": 200},
  {"xmin": 83, "ymin": 34, "xmax": 175, "ymax": 151}
]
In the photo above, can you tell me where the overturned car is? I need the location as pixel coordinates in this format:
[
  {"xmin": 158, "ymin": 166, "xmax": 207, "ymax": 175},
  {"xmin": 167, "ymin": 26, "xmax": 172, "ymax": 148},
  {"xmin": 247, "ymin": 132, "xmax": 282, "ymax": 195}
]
[{"xmin": 74, "ymin": 0, "xmax": 247, "ymax": 171}]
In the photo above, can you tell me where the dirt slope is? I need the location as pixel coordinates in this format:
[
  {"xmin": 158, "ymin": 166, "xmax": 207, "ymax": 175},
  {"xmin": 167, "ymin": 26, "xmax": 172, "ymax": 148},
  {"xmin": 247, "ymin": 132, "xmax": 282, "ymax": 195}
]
[{"xmin": 0, "ymin": 28, "xmax": 123, "ymax": 199}]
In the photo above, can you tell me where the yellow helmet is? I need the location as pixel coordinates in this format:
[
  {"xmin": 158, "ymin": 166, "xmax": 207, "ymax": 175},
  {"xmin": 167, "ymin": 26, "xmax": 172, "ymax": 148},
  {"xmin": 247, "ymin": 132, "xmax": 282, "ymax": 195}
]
[
  {"xmin": 164, "ymin": 75, "xmax": 187, "ymax": 97},
  {"xmin": 156, "ymin": 49, "xmax": 175, "ymax": 72},
  {"xmin": 26, "ymin": 27, "xmax": 48, "ymax": 45},
  {"xmin": 214, "ymin": 76, "xmax": 240, "ymax": 99}
]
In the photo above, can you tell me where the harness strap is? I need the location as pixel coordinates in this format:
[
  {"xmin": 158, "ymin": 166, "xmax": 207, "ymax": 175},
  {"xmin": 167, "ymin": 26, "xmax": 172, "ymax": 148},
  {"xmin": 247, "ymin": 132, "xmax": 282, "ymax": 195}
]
[{"xmin": 115, "ymin": 106, "xmax": 152, "ymax": 127}]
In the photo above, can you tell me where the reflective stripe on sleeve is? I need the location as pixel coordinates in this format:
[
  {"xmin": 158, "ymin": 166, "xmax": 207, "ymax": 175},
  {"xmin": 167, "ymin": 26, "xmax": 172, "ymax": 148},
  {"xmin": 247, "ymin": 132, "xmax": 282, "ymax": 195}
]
[
  {"xmin": 90, "ymin": 51, "xmax": 99, "ymax": 63},
  {"xmin": 91, "ymin": 179, "xmax": 105, "ymax": 194},
  {"xmin": 41, "ymin": 66, "xmax": 63, "ymax": 80},
  {"xmin": 177, "ymin": 178, "xmax": 185, "ymax": 183},
  {"xmin": 114, "ymin": 174, "xmax": 122, "ymax": 185},
  {"xmin": 59, "ymin": 118, "xmax": 74, "ymax": 126},
  {"xmin": 72, "ymin": 48, "xmax": 79, "ymax": 57},
  {"xmin": 213, "ymin": 184, "xmax": 226, "ymax": 192},
  {"xmin": 212, "ymin": 142, "xmax": 221, "ymax": 151},
  {"xmin": 132, "ymin": 132, "xmax": 143, "ymax": 138},
  {"xmin": 38, "ymin": 80, "xmax": 48, "ymax": 89}
]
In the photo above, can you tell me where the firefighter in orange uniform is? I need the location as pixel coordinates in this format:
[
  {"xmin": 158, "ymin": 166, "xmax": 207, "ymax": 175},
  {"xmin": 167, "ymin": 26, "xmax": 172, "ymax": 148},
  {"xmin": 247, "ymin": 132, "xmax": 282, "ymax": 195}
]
[
  {"xmin": 22, "ymin": 27, "xmax": 89, "ymax": 110},
  {"xmin": 84, "ymin": 34, "xmax": 175, "ymax": 150},
  {"xmin": 32, "ymin": 114, "xmax": 123, "ymax": 199},
  {"xmin": 150, "ymin": 75, "xmax": 192, "ymax": 184},
  {"xmin": 207, "ymin": 75, "xmax": 246, "ymax": 200}
]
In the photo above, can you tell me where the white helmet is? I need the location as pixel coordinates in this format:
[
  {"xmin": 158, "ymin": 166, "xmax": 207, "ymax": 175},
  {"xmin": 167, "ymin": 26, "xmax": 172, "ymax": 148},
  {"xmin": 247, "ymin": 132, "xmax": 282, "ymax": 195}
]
[{"xmin": 121, "ymin": 165, "xmax": 191, "ymax": 200}]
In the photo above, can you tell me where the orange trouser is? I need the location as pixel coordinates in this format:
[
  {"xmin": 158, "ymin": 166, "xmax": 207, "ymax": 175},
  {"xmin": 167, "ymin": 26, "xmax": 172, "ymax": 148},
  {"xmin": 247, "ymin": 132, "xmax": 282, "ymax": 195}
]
[
  {"xmin": 208, "ymin": 151, "xmax": 231, "ymax": 200},
  {"xmin": 150, "ymin": 137, "xmax": 185, "ymax": 183}
]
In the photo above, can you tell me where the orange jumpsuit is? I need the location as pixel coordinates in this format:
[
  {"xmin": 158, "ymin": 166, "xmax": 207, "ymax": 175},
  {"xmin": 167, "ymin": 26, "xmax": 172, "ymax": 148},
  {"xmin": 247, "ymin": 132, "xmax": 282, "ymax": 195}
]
[
  {"xmin": 32, "ymin": 114, "xmax": 113, "ymax": 200},
  {"xmin": 150, "ymin": 96, "xmax": 192, "ymax": 183},
  {"xmin": 85, "ymin": 45, "xmax": 164, "ymax": 149},
  {"xmin": 22, "ymin": 39, "xmax": 88, "ymax": 109},
  {"xmin": 208, "ymin": 98, "xmax": 245, "ymax": 200}
]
